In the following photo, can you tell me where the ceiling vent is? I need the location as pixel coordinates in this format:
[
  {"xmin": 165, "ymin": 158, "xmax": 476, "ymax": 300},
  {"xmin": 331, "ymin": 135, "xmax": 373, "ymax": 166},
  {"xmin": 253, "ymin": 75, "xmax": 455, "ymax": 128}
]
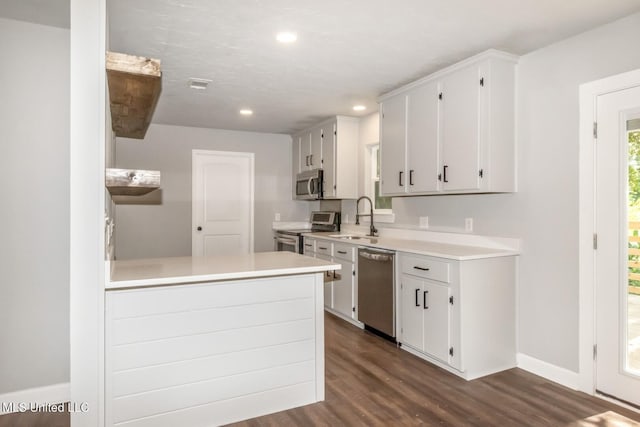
[{"xmin": 188, "ymin": 78, "xmax": 212, "ymax": 90}]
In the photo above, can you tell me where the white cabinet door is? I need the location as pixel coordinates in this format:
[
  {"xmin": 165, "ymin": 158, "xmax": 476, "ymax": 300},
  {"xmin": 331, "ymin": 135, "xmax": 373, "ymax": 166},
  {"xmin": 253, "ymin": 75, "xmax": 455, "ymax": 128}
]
[
  {"xmin": 316, "ymin": 253, "xmax": 333, "ymax": 309},
  {"xmin": 309, "ymin": 126, "xmax": 322, "ymax": 169},
  {"xmin": 321, "ymin": 121, "xmax": 336, "ymax": 198},
  {"xmin": 407, "ymin": 81, "xmax": 440, "ymax": 193},
  {"xmin": 299, "ymin": 131, "xmax": 312, "ymax": 171},
  {"xmin": 292, "ymin": 135, "xmax": 301, "ymax": 175},
  {"xmin": 440, "ymin": 64, "xmax": 481, "ymax": 192},
  {"xmin": 400, "ymin": 275, "xmax": 424, "ymax": 351},
  {"xmin": 332, "ymin": 259, "xmax": 353, "ymax": 318},
  {"xmin": 422, "ymin": 280, "xmax": 450, "ymax": 363},
  {"xmin": 380, "ymin": 95, "xmax": 407, "ymax": 196}
]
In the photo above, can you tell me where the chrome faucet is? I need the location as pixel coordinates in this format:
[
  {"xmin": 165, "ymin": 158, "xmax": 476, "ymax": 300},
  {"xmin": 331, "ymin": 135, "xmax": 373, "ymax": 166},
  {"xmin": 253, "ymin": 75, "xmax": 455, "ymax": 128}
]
[{"xmin": 355, "ymin": 196, "xmax": 378, "ymax": 237}]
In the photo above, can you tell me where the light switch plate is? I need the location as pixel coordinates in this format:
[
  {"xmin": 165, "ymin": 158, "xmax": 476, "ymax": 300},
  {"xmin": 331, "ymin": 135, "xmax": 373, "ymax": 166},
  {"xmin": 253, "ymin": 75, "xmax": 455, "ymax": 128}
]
[
  {"xmin": 419, "ymin": 216, "xmax": 429, "ymax": 228},
  {"xmin": 274, "ymin": 213, "xmax": 281, "ymax": 221}
]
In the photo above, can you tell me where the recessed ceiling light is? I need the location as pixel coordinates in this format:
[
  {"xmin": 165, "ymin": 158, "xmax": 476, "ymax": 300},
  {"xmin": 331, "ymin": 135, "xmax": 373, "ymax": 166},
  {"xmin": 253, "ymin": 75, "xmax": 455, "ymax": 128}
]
[
  {"xmin": 239, "ymin": 109, "xmax": 253, "ymax": 116},
  {"xmin": 353, "ymin": 105, "xmax": 367, "ymax": 111},
  {"xmin": 188, "ymin": 78, "xmax": 212, "ymax": 90},
  {"xmin": 276, "ymin": 31, "xmax": 297, "ymax": 43}
]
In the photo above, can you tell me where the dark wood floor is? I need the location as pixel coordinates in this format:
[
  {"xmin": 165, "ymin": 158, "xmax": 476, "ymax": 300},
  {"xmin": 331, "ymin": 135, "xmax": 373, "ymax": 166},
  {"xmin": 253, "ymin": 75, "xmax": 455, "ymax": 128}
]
[
  {"xmin": 230, "ymin": 312, "xmax": 640, "ymax": 427},
  {"xmin": 2, "ymin": 313, "xmax": 639, "ymax": 426}
]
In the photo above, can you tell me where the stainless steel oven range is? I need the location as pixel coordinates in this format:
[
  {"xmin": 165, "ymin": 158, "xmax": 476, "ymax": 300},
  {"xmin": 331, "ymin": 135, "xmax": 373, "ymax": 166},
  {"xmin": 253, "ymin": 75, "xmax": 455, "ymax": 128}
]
[{"xmin": 273, "ymin": 211, "xmax": 340, "ymax": 254}]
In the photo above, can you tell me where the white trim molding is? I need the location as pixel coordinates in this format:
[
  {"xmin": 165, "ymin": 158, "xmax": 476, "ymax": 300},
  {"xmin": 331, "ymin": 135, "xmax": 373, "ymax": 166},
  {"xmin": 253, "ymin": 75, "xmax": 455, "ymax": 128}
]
[
  {"xmin": 517, "ymin": 353, "xmax": 579, "ymax": 390},
  {"xmin": 0, "ymin": 383, "xmax": 70, "ymax": 415},
  {"xmin": 578, "ymin": 68, "xmax": 640, "ymax": 395}
]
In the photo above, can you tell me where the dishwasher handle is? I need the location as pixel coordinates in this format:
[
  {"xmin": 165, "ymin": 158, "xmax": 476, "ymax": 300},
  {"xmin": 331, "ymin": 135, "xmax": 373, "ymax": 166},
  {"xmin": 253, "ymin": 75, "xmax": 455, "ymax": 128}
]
[{"xmin": 359, "ymin": 250, "xmax": 393, "ymax": 262}]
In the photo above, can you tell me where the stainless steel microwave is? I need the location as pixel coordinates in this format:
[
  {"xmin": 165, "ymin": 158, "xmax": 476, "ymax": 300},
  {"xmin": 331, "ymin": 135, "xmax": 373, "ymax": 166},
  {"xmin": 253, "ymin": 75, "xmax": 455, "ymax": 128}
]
[{"xmin": 295, "ymin": 169, "xmax": 323, "ymax": 200}]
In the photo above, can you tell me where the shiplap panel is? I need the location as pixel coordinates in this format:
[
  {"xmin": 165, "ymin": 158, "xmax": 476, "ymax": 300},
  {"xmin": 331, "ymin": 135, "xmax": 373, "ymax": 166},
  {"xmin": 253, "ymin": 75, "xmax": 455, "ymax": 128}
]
[
  {"xmin": 113, "ymin": 360, "xmax": 315, "ymax": 423},
  {"xmin": 113, "ymin": 319, "xmax": 314, "ymax": 371},
  {"xmin": 113, "ymin": 382, "xmax": 316, "ymax": 427},
  {"xmin": 105, "ymin": 274, "xmax": 323, "ymax": 426},
  {"xmin": 111, "ymin": 276, "xmax": 314, "ymax": 319},
  {"xmin": 113, "ymin": 298, "xmax": 313, "ymax": 345},
  {"xmin": 113, "ymin": 339, "xmax": 314, "ymax": 396}
]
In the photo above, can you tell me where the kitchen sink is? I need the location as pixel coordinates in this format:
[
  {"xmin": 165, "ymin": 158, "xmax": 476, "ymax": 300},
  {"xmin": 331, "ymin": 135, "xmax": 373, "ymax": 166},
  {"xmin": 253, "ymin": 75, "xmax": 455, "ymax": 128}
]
[{"xmin": 327, "ymin": 234, "xmax": 378, "ymax": 244}]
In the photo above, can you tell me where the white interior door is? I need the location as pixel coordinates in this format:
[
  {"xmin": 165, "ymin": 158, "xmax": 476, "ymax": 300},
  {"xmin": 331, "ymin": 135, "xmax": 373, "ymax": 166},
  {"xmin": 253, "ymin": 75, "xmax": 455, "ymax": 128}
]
[
  {"xmin": 595, "ymin": 85, "xmax": 640, "ymax": 406},
  {"xmin": 192, "ymin": 150, "xmax": 254, "ymax": 256}
]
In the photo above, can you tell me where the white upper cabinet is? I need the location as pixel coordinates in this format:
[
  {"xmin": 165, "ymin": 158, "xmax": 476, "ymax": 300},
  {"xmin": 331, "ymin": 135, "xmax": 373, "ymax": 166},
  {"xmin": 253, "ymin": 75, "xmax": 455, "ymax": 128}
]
[
  {"xmin": 310, "ymin": 126, "xmax": 322, "ymax": 169},
  {"xmin": 298, "ymin": 129, "xmax": 320, "ymax": 171},
  {"xmin": 379, "ymin": 50, "xmax": 517, "ymax": 196},
  {"xmin": 440, "ymin": 63, "xmax": 481, "ymax": 192},
  {"xmin": 292, "ymin": 116, "xmax": 358, "ymax": 199},
  {"xmin": 407, "ymin": 80, "xmax": 440, "ymax": 193},
  {"xmin": 380, "ymin": 95, "xmax": 407, "ymax": 196}
]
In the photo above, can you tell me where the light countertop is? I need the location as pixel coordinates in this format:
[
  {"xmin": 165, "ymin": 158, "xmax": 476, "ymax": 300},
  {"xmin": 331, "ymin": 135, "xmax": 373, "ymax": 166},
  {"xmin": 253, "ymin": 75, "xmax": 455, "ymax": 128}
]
[
  {"xmin": 107, "ymin": 251, "xmax": 340, "ymax": 289},
  {"xmin": 306, "ymin": 232, "xmax": 519, "ymax": 260}
]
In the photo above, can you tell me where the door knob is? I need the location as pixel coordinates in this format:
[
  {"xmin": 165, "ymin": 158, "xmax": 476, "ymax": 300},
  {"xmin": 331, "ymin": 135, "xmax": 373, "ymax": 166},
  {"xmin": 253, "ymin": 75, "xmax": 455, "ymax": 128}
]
[{"xmin": 197, "ymin": 226, "xmax": 202, "ymax": 231}]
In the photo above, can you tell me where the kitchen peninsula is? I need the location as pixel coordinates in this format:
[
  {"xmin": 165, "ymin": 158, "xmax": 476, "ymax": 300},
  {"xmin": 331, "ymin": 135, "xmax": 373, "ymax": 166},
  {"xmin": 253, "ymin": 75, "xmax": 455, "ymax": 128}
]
[{"xmin": 104, "ymin": 251, "xmax": 339, "ymax": 427}]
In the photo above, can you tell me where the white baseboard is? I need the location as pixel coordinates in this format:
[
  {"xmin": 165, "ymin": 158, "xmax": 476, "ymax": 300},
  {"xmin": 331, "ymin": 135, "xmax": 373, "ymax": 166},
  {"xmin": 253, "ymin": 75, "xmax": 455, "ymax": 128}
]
[
  {"xmin": 0, "ymin": 382, "xmax": 70, "ymax": 415},
  {"xmin": 517, "ymin": 353, "xmax": 579, "ymax": 390}
]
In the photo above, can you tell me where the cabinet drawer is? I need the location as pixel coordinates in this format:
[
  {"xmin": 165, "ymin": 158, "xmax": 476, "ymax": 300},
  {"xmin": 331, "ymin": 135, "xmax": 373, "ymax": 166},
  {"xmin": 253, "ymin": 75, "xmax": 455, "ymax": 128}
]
[
  {"xmin": 401, "ymin": 255, "xmax": 451, "ymax": 283},
  {"xmin": 315, "ymin": 240, "xmax": 333, "ymax": 256},
  {"xmin": 333, "ymin": 242, "xmax": 355, "ymax": 262},
  {"xmin": 303, "ymin": 237, "xmax": 316, "ymax": 254}
]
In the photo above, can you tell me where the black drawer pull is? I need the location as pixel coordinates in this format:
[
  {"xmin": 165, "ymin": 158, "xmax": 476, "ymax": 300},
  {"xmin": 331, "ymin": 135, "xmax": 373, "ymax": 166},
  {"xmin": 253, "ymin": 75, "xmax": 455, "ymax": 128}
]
[
  {"xmin": 413, "ymin": 266, "xmax": 430, "ymax": 271},
  {"xmin": 415, "ymin": 289, "xmax": 420, "ymax": 307},
  {"xmin": 319, "ymin": 246, "xmax": 328, "ymax": 250},
  {"xmin": 337, "ymin": 250, "xmax": 347, "ymax": 254},
  {"xmin": 423, "ymin": 290, "xmax": 429, "ymax": 309},
  {"xmin": 305, "ymin": 244, "xmax": 312, "ymax": 247}
]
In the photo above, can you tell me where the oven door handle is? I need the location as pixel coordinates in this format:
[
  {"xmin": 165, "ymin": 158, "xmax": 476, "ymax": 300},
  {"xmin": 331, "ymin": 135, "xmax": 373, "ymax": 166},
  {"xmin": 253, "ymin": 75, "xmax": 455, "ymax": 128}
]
[{"xmin": 276, "ymin": 237, "xmax": 297, "ymax": 245}]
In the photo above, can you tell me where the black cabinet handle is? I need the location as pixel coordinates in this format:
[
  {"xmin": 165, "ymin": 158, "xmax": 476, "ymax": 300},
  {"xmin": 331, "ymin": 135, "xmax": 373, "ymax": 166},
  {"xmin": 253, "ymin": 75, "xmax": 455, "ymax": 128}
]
[
  {"xmin": 310, "ymin": 154, "xmax": 313, "ymax": 165},
  {"xmin": 423, "ymin": 290, "xmax": 429, "ymax": 309},
  {"xmin": 409, "ymin": 170, "xmax": 414, "ymax": 185},
  {"xmin": 413, "ymin": 266, "xmax": 430, "ymax": 271},
  {"xmin": 197, "ymin": 226, "xmax": 202, "ymax": 231},
  {"xmin": 399, "ymin": 171, "xmax": 404, "ymax": 186},
  {"xmin": 443, "ymin": 165, "xmax": 449, "ymax": 183},
  {"xmin": 415, "ymin": 289, "xmax": 420, "ymax": 307},
  {"xmin": 337, "ymin": 250, "xmax": 347, "ymax": 254}
]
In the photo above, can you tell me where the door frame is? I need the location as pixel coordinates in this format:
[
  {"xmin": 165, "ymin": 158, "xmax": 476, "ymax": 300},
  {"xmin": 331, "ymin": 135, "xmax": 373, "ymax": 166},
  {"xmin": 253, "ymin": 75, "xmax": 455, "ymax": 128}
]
[
  {"xmin": 191, "ymin": 149, "xmax": 255, "ymax": 255},
  {"xmin": 578, "ymin": 68, "xmax": 640, "ymax": 395}
]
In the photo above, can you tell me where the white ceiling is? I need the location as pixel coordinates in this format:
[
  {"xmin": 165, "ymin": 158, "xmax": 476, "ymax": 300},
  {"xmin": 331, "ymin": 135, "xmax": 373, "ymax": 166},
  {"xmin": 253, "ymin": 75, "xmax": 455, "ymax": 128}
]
[{"xmin": 5, "ymin": 1, "xmax": 640, "ymax": 135}]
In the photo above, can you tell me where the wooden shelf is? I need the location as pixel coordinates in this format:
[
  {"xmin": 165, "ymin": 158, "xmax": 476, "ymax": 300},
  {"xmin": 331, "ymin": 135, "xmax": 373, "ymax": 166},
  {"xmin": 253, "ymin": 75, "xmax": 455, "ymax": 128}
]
[
  {"xmin": 106, "ymin": 168, "xmax": 160, "ymax": 196},
  {"xmin": 106, "ymin": 51, "xmax": 161, "ymax": 139}
]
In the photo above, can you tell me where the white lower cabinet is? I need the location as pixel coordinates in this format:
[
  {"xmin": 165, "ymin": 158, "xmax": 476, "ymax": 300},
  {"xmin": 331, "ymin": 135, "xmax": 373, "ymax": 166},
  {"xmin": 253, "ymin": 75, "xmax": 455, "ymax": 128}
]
[
  {"xmin": 401, "ymin": 276, "xmax": 451, "ymax": 364},
  {"xmin": 398, "ymin": 252, "xmax": 515, "ymax": 380},
  {"xmin": 332, "ymin": 258, "xmax": 354, "ymax": 319},
  {"xmin": 309, "ymin": 237, "xmax": 359, "ymax": 325}
]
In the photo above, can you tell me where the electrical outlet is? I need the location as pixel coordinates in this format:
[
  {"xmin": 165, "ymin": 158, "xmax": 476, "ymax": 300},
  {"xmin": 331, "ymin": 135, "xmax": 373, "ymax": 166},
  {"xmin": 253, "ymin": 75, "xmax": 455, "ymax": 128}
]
[
  {"xmin": 274, "ymin": 213, "xmax": 281, "ymax": 221},
  {"xmin": 465, "ymin": 218, "xmax": 473, "ymax": 232},
  {"xmin": 419, "ymin": 216, "xmax": 429, "ymax": 228}
]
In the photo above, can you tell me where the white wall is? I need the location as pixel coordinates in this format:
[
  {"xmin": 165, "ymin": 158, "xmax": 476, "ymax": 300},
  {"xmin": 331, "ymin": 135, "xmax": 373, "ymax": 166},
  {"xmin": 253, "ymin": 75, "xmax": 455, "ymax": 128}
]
[
  {"xmin": 346, "ymin": 13, "xmax": 640, "ymax": 373},
  {"xmin": 115, "ymin": 124, "xmax": 309, "ymax": 259},
  {"xmin": 0, "ymin": 18, "xmax": 70, "ymax": 394}
]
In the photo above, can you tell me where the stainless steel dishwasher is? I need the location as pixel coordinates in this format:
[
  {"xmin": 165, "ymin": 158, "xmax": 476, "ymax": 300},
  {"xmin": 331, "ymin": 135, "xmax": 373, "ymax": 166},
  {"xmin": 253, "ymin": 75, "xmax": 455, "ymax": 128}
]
[{"xmin": 357, "ymin": 247, "xmax": 395, "ymax": 339}]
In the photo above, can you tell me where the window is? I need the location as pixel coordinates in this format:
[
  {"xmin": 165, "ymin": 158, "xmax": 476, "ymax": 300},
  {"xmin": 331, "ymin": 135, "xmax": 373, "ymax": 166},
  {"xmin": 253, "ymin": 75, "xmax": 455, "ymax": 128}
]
[{"xmin": 365, "ymin": 144, "xmax": 393, "ymax": 218}]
